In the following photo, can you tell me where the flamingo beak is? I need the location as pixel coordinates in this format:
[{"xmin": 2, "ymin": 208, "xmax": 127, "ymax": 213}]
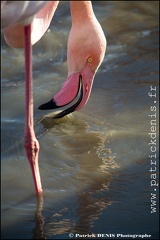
[
  {"xmin": 38, "ymin": 67, "xmax": 95, "ymax": 118},
  {"xmin": 38, "ymin": 75, "xmax": 83, "ymax": 118}
]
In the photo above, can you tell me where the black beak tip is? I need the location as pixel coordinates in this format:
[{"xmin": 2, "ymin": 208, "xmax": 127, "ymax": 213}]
[{"xmin": 38, "ymin": 99, "xmax": 58, "ymax": 110}]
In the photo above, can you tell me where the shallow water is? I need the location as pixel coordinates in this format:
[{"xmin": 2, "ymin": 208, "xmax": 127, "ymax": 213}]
[{"xmin": 1, "ymin": 1, "xmax": 159, "ymax": 239}]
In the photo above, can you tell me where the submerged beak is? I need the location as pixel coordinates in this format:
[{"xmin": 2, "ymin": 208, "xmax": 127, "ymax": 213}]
[{"xmin": 38, "ymin": 66, "xmax": 95, "ymax": 118}]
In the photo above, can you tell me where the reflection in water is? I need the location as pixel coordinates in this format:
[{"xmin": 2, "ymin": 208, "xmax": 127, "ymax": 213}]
[
  {"xmin": 31, "ymin": 114, "xmax": 119, "ymax": 238},
  {"xmin": 74, "ymin": 186, "xmax": 113, "ymax": 234},
  {"xmin": 40, "ymin": 114, "xmax": 119, "ymax": 182},
  {"xmin": 32, "ymin": 194, "xmax": 46, "ymax": 240},
  {"xmin": 32, "ymin": 180, "xmax": 114, "ymax": 238}
]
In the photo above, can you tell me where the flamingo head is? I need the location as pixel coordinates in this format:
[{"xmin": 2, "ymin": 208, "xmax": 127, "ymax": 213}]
[
  {"xmin": 38, "ymin": 17, "xmax": 106, "ymax": 118},
  {"xmin": 53, "ymin": 62, "xmax": 97, "ymax": 114}
]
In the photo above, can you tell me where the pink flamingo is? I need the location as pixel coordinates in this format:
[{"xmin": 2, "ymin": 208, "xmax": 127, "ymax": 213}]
[
  {"xmin": 1, "ymin": 1, "xmax": 106, "ymax": 195},
  {"xmin": 38, "ymin": 1, "xmax": 106, "ymax": 118},
  {"xmin": 2, "ymin": 1, "xmax": 59, "ymax": 195}
]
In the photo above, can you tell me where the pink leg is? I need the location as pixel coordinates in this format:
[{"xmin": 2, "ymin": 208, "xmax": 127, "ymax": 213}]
[{"xmin": 24, "ymin": 24, "xmax": 43, "ymax": 194}]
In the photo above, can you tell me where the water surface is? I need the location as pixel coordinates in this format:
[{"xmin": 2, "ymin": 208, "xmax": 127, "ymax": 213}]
[{"xmin": 1, "ymin": 1, "xmax": 159, "ymax": 239}]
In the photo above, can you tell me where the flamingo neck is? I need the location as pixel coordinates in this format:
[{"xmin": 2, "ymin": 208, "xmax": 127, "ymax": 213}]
[{"xmin": 70, "ymin": 1, "xmax": 94, "ymax": 24}]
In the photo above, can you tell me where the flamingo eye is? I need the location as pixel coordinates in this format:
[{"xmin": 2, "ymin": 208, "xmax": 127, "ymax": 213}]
[{"xmin": 87, "ymin": 57, "xmax": 92, "ymax": 63}]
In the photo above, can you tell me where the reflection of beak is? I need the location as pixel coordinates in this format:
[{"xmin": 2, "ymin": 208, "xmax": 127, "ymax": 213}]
[{"xmin": 38, "ymin": 75, "xmax": 83, "ymax": 118}]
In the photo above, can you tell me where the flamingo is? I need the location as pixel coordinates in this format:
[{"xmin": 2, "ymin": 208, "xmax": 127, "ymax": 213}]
[
  {"xmin": 1, "ymin": 1, "xmax": 106, "ymax": 195},
  {"xmin": 1, "ymin": 1, "xmax": 59, "ymax": 194},
  {"xmin": 38, "ymin": 1, "xmax": 106, "ymax": 118}
]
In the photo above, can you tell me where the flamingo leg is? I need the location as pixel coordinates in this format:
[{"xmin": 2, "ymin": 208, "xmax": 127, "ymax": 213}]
[{"xmin": 24, "ymin": 24, "xmax": 43, "ymax": 194}]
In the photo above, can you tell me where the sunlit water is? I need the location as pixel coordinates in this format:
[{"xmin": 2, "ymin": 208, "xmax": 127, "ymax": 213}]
[{"xmin": 1, "ymin": 1, "xmax": 159, "ymax": 239}]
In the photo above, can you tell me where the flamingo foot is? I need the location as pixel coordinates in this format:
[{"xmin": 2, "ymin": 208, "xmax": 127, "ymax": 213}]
[{"xmin": 24, "ymin": 134, "xmax": 43, "ymax": 194}]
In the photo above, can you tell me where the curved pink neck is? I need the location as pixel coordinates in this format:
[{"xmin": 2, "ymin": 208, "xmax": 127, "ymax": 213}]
[{"xmin": 70, "ymin": 1, "xmax": 94, "ymax": 23}]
